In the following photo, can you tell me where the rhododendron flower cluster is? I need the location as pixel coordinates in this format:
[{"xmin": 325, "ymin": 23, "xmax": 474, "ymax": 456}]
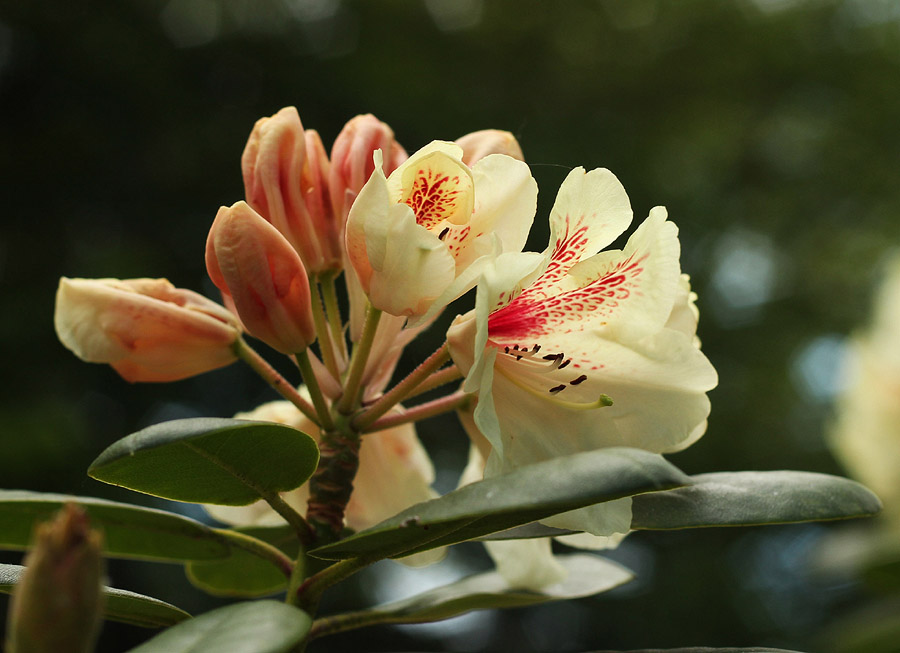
[{"xmin": 54, "ymin": 106, "xmax": 716, "ymax": 589}]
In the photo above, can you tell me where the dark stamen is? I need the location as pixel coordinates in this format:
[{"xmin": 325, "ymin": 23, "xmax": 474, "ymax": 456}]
[
  {"xmin": 438, "ymin": 227, "xmax": 450, "ymax": 240},
  {"xmin": 549, "ymin": 384, "xmax": 566, "ymax": 394},
  {"xmin": 570, "ymin": 374, "xmax": 587, "ymax": 385},
  {"xmin": 558, "ymin": 359, "xmax": 572, "ymax": 369}
]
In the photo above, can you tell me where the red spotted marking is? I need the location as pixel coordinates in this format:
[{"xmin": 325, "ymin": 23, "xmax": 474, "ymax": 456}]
[
  {"xmin": 488, "ymin": 249, "xmax": 649, "ymax": 340},
  {"xmin": 405, "ymin": 168, "xmax": 465, "ymax": 230}
]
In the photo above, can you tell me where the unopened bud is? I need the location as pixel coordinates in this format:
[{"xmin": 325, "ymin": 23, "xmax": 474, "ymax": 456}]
[
  {"xmin": 54, "ymin": 277, "xmax": 241, "ymax": 382},
  {"xmin": 6, "ymin": 504, "xmax": 104, "ymax": 653},
  {"xmin": 455, "ymin": 129, "xmax": 524, "ymax": 166},
  {"xmin": 329, "ymin": 114, "xmax": 408, "ymax": 224},
  {"xmin": 206, "ymin": 201, "xmax": 316, "ymax": 354},
  {"xmin": 241, "ymin": 107, "xmax": 341, "ymax": 273}
]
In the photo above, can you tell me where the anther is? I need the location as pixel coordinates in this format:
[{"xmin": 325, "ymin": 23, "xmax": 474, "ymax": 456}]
[
  {"xmin": 438, "ymin": 227, "xmax": 450, "ymax": 240},
  {"xmin": 558, "ymin": 359, "xmax": 572, "ymax": 369},
  {"xmin": 549, "ymin": 384, "xmax": 566, "ymax": 394},
  {"xmin": 570, "ymin": 374, "xmax": 587, "ymax": 385}
]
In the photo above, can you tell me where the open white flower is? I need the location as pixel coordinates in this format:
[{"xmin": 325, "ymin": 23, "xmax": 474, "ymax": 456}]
[
  {"xmin": 345, "ymin": 141, "xmax": 536, "ymax": 320},
  {"xmin": 447, "ymin": 166, "xmax": 718, "ymax": 538}
]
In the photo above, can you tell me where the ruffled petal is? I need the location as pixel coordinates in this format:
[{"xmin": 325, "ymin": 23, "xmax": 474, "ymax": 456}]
[
  {"xmin": 488, "ymin": 207, "xmax": 680, "ymax": 346},
  {"xmin": 517, "ymin": 167, "xmax": 632, "ymax": 303},
  {"xmin": 453, "ymin": 154, "xmax": 537, "ymax": 270}
]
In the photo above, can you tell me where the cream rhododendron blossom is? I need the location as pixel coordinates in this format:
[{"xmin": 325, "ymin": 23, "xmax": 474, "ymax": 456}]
[
  {"xmin": 447, "ymin": 166, "xmax": 718, "ymax": 537},
  {"xmin": 205, "ymin": 400, "xmax": 442, "ymax": 565},
  {"xmin": 830, "ymin": 257, "xmax": 900, "ymax": 532},
  {"xmin": 345, "ymin": 141, "xmax": 537, "ymax": 320},
  {"xmin": 54, "ymin": 277, "xmax": 241, "ymax": 382}
]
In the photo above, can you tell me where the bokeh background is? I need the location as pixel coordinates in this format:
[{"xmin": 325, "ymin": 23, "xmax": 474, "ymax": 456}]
[{"xmin": 3, "ymin": 0, "xmax": 900, "ymax": 650}]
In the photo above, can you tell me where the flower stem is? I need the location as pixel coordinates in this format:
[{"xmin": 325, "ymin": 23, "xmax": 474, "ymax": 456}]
[
  {"xmin": 295, "ymin": 349, "xmax": 334, "ymax": 431},
  {"xmin": 319, "ymin": 271, "xmax": 348, "ymax": 362},
  {"xmin": 404, "ymin": 365, "xmax": 464, "ymax": 400},
  {"xmin": 307, "ymin": 607, "xmax": 400, "ymax": 640},
  {"xmin": 260, "ymin": 490, "xmax": 315, "ymax": 548},
  {"xmin": 308, "ymin": 277, "xmax": 340, "ymax": 380},
  {"xmin": 305, "ymin": 415, "xmax": 360, "ymax": 542},
  {"xmin": 363, "ymin": 391, "xmax": 471, "ymax": 433},
  {"xmin": 233, "ymin": 338, "xmax": 319, "ymax": 426},
  {"xmin": 292, "ymin": 557, "xmax": 374, "ymax": 614},
  {"xmin": 335, "ymin": 306, "xmax": 382, "ymax": 415},
  {"xmin": 212, "ymin": 528, "xmax": 294, "ymax": 577},
  {"xmin": 352, "ymin": 343, "xmax": 451, "ymax": 431}
]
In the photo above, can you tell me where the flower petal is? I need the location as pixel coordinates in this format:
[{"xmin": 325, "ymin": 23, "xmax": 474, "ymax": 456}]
[
  {"xmin": 452, "ymin": 154, "xmax": 537, "ymax": 270},
  {"xmin": 519, "ymin": 167, "xmax": 632, "ymax": 303},
  {"xmin": 387, "ymin": 143, "xmax": 474, "ymax": 229},
  {"xmin": 488, "ymin": 207, "xmax": 679, "ymax": 347},
  {"xmin": 483, "ymin": 538, "xmax": 568, "ymax": 590}
]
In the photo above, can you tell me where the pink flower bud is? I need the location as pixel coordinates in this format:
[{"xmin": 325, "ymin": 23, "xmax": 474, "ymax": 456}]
[
  {"xmin": 455, "ymin": 129, "xmax": 524, "ymax": 166},
  {"xmin": 241, "ymin": 107, "xmax": 341, "ymax": 273},
  {"xmin": 329, "ymin": 114, "xmax": 408, "ymax": 224},
  {"xmin": 206, "ymin": 201, "xmax": 316, "ymax": 354},
  {"xmin": 54, "ymin": 277, "xmax": 241, "ymax": 382}
]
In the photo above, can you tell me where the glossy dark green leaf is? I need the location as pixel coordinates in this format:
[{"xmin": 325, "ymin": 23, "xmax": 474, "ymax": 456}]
[
  {"xmin": 89, "ymin": 418, "xmax": 319, "ymax": 505},
  {"xmin": 127, "ymin": 601, "xmax": 311, "ymax": 653},
  {"xmin": 339, "ymin": 554, "xmax": 631, "ymax": 629},
  {"xmin": 631, "ymin": 471, "xmax": 882, "ymax": 530},
  {"xmin": 0, "ymin": 563, "xmax": 190, "ymax": 628},
  {"xmin": 0, "ymin": 490, "xmax": 229, "ymax": 561},
  {"xmin": 311, "ymin": 447, "xmax": 688, "ymax": 561},
  {"xmin": 185, "ymin": 526, "xmax": 299, "ymax": 598},
  {"xmin": 477, "ymin": 522, "xmax": 576, "ymax": 541}
]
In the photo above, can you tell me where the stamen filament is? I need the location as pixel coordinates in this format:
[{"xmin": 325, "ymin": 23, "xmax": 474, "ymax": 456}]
[{"xmin": 497, "ymin": 365, "xmax": 613, "ymax": 410}]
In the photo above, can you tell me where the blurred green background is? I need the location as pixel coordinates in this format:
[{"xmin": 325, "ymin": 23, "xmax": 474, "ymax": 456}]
[{"xmin": 3, "ymin": 0, "xmax": 900, "ymax": 650}]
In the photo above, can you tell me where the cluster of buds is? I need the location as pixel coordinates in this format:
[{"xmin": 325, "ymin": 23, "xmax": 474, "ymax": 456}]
[{"xmin": 54, "ymin": 106, "xmax": 716, "ymax": 586}]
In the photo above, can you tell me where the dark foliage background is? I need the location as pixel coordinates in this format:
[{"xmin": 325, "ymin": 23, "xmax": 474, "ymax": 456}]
[{"xmin": 2, "ymin": 0, "xmax": 900, "ymax": 651}]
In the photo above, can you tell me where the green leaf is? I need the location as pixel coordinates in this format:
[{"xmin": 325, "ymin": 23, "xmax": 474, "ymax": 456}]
[
  {"xmin": 310, "ymin": 447, "xmax": 688, "ymax": 561},
  {"xmin": 185, "ymin": 526, "xmax": 299, "ymax": 598},
  {"xmin": 0, "ymin": 490, "xmax": 229, "ymax": 562},
  {"xmin": 478, "ymin": 523, "xmax": 576, "ymax": 541},
  {"xmin": 0, "ymin": 563, "xmax": 190, "ymax": 628},
  {"xmin": 631, "ymin": 471, "xmax": 882, "ymax": 530},
  {"xmin": 127, "ymin": 601, "xmax": 311, "ymax": 653},
  {"xmin": 89, "ymin": 418, "xmax": 319, "ymax": 505},
  {"xmin": 332, "ymin": 554, "xmax": 632, "ymax": 630}
]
